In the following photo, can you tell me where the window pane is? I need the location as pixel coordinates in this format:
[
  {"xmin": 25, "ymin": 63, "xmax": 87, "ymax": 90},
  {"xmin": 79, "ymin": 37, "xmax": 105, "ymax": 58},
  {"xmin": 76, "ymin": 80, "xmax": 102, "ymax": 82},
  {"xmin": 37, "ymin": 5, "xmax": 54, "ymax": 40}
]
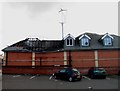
[
  {"xmin": 67, "ymin": 39, "xmax": 69, "ymax": 45},
  {"xmin": 108, "ymin": 38, "xmax": 112, "ymax": 45},
  {"xmin": 85, "ymin": 40, "xmax": 89, "ymax": 46},
  {"xmin": 104, "ymin": 38, "xmax": 107, "ymax": 45},
  {"xmin": 81, "ymin": 39, "xmax": 84, "ymax": 45},
  {"xmin": 104, "ymin": 38, "xmax": 112, "ymax": 45},
  {"xmin": 70, "ymin": 39, "xmax": 73, "ymax": 45}
]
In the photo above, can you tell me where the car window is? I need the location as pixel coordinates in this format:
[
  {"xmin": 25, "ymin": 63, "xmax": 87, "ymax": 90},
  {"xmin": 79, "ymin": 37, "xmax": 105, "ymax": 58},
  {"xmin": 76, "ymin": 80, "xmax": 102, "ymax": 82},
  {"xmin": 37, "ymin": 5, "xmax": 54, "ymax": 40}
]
[{"xmin": 59, "ymin": 69, "xmax": 66, "ymax": 73}]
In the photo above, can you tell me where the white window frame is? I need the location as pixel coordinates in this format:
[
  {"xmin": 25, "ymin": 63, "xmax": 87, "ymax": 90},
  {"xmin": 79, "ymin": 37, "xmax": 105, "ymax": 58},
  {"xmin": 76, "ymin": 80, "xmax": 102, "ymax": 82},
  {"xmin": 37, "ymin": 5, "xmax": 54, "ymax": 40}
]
[
  {"xmin": 104, "ymin": 37, "xmax": 112, "ymax": 46},
  {"xmin": 66, "ymin": 38, "xmax": 74, "ymax": 46},
  {"xmin": 81, "ymin": 38, "xmax": 89, "ymax": 46}
]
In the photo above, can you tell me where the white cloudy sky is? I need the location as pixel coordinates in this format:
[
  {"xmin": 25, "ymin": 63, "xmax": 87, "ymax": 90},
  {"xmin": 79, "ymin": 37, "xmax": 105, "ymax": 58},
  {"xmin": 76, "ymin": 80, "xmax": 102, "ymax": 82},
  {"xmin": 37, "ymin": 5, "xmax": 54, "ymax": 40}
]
[{"xmin": 0, "ymin": 0, "xmax": 118, "ymax": 54}]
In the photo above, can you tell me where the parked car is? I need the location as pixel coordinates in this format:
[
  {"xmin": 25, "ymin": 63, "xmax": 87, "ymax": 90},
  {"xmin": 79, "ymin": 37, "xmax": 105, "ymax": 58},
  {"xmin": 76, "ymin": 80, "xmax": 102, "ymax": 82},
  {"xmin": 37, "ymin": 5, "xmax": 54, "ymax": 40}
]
[
  {"xmin": 88, "ymin": 67, "xmax": 106, "ymax": 79},
  {"xmin": 53, "ymin": 68, "xmax": 82, "ymax": 82}
]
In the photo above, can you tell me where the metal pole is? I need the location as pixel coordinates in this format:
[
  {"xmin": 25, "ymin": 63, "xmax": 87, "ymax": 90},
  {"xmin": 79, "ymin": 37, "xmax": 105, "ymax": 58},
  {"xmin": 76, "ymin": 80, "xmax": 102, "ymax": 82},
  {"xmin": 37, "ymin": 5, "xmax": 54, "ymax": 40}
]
[
  {"xmin": 61, "ymin": 22, "xmax": 64, "ymax": 39},
  {"xmin": 59, "ymin": 8, "xmax": 67, "ymax": 40}
]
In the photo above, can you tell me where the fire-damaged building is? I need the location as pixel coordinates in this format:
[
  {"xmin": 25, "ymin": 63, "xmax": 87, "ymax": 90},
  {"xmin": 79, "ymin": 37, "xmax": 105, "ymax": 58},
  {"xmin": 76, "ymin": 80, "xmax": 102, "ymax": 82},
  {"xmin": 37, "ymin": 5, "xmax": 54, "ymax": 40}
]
[{"xmin": 2, "ymin": 33, "xmax": 120, "ymax": 75}]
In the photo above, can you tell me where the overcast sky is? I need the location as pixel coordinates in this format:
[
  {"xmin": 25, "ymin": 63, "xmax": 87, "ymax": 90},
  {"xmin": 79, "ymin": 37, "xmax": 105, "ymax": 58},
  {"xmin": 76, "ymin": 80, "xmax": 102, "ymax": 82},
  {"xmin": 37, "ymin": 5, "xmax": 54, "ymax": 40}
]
[{"xmin": 0, "ymin": 1, "xmax": 118, "ymax": 54}]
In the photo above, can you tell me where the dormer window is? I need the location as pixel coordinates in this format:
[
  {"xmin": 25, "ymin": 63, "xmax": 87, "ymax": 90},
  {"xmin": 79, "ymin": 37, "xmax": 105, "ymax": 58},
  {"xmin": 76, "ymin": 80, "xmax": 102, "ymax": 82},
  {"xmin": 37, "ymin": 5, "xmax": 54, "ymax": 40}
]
[
  {"xmin": 66, "ymin": 38, "xmax": 73, "ymax": 46},
  {"xmin": 81, "ymin": 38, "xmax": 89, "ymax": 46},
  {"xmin": 104, "ymin": 37, "xmax": 112, "ymax": 46},
  {"xmin": 79, "ymin": 34, "xmax": 91, "ymax": 47},
  {"xmin": 101, "ymin": 33, "xmax": 114, "ymax": 46},
  {"xmin": 64, "ymin": 34, "xmax": 75, "ymax": 47}
]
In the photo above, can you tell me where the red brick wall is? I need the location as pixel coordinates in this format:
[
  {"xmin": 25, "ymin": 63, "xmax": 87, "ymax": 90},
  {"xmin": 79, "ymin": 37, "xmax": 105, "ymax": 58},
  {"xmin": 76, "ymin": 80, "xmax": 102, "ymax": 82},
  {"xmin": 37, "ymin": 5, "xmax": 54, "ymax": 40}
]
[
  {"xmin": 8, "ymin": 52, "xmax": 32, "ymax": 61},
  {"xmin": 3, "ymin": 50, "xmax": 120, "ymax": 74},
  {"xmin": 35, "ymin": 52, "xmax": 63, "ymax": 61},
  {"xmin": 7, "ymin": 52, "xmax": 32, "ymax": 66},
  {"xmin": 7, "ymin": 52, "xmax": 64, "ymax": 66},
  {"xmin": 35, "ymin": 52, "xmax": 64, "ymax": 66},
  {"xmin": 7, "ymin": 61, "xmax": 32, "ymax": 66},
  {"xmin": 98, "ymin": 60, "xmax": 118, "ymax": 67},
  {"xmin": 98, "ymin": 50, "xmax": 119, "ymax": 59},
  {"xmin": 2, "ymin": 66, "xmax": 63, "ymax": 75},
  {"xmin": 71, "ymin": 51, "xmax": 95, "ymax": 67},
  {"xmin": 98, "ymin": 50, "xmax": 119, "ymax": 67}
]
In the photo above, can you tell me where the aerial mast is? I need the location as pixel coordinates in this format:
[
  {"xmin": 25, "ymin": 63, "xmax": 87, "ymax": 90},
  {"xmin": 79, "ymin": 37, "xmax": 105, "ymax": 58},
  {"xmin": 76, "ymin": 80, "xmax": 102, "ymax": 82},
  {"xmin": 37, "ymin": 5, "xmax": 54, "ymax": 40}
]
[{"xmin": 59, "ymin": 8, "xmax": 67, "ymax": 39}]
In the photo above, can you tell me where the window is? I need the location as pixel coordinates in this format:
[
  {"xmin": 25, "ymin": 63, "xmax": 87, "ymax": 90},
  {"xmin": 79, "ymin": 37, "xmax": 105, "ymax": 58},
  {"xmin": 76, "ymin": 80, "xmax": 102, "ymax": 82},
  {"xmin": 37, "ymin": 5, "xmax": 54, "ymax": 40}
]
[
  {"xmin": 104, "ymin": 37, "xmax": 112, "ymax": 46},
  {"xmin": 101, "ymin": 33, "xmax": 113, "ymax": 46},
  {"xmin": 70, "ymin": 39, "xmax": 72, "ymax": 45},
  {"xmin": 79, "ymin": 34, "xmax": 91, "ymax": 47},
  {"xmin": 60, "ymin": 69, "xmax": 66, "ymax": 73},
  {"xmin": 67, "ymin": 39, "xmax": 69, "ymax": 45},
  {"xmin": 66, "ymin": 38, "xmax": 73, "ymax": 46},
  {"xmin": 81, "ymin": 38, "xmax": 89, "ymax": 46},
  {"xmin": 64, "ymin": 34, "xmax": 75, "ymax": 47}
]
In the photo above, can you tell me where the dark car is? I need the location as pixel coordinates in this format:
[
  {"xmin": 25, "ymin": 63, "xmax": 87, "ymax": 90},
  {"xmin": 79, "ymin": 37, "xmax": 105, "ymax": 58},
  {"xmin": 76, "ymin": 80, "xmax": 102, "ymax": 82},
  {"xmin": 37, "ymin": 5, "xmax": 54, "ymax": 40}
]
[
  {"xmin": 53, "ymin": 68, "xmax": 82, "ymax": 82},
  {"xmin": 88, "ymin": 67, "xmax": 106, "ymax": 79}
]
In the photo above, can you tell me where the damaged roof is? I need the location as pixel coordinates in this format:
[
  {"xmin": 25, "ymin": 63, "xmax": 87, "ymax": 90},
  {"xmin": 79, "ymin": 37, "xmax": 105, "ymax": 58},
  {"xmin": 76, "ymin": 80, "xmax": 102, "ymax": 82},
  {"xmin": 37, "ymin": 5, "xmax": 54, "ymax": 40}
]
[{"xmin": 2, "ymin": 38, "xmax": 64, "ymax": 52}]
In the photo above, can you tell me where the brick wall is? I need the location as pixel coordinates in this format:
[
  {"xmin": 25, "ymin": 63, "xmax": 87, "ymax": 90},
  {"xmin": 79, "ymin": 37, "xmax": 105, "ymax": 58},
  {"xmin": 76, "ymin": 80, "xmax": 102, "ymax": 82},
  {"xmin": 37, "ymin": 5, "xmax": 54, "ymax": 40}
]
[
  {"xmin": 71, "ymin": 51, "xmax": 95, "ymax": 67},
  {"xmin": 2, "ymin": 66, "xmax": 63, "ymax": 75},
  {"xmin": 98, "ymin": 50, "xmax": 119, "ymax": 67},
  {"xmin": 7, "ymin": 52, "xmax": 32, "ymax": 66},
  {"xmin": 35, "ymin": 52, "xmax": 64, "ymax": 66},
  {"xmin": 3, "ymin": 49, "xmax": 120, "ymax": 74}
]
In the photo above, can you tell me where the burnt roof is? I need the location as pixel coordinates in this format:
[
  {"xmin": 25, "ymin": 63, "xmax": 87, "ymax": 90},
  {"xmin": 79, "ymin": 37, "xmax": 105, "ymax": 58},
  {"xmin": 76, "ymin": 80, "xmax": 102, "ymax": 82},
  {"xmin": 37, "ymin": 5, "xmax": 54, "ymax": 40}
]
[
  {"xmin": 2, "ymin": 38, "xmax": 64, "ymax": 52},
  {"xmin": 2, "ymin": 33, "xmax": 120, "ymax": 52}
]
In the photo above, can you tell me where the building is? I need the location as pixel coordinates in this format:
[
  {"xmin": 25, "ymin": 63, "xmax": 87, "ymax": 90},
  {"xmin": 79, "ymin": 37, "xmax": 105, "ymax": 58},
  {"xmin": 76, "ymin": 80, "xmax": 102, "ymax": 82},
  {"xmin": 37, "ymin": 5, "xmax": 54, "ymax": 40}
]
[{"xmin": 2, "ymin": 33, "xmax": 120, "ymax": 75}]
